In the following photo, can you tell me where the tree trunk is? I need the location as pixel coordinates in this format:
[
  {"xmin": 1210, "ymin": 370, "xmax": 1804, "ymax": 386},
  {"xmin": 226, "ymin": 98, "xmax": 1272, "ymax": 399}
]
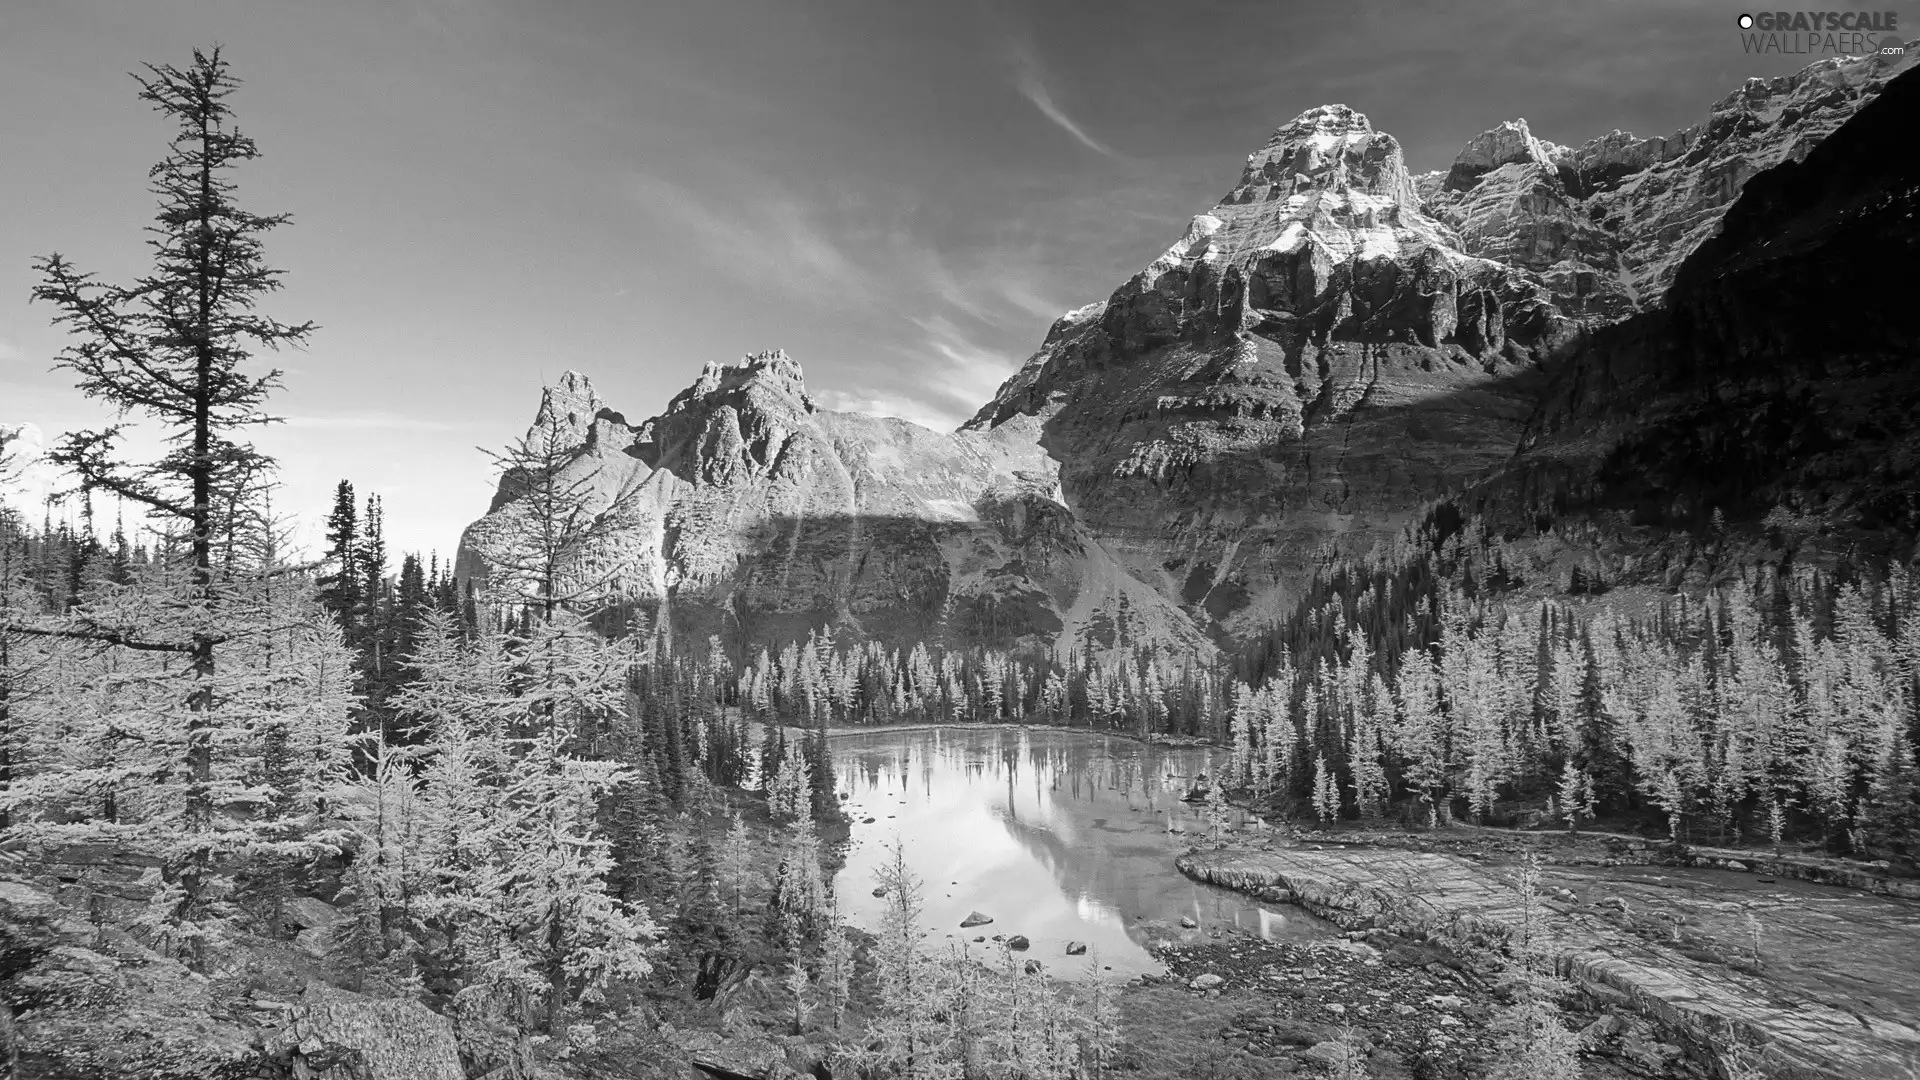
[
  {"xmin": 545, "ymin": 896, "xmax": 566, "ymax": 1033},
  {"xmin": 185, "ymin": 104, "xmax": 217, "ymax": 833}
]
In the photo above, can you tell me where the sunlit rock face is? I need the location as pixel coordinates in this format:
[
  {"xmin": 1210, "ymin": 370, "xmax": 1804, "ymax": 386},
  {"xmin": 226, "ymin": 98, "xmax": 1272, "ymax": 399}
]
[
  {"xmin": 457, "ymin": 356, "xmax": 1212, "ymax": 659},
  {"xmin": 460, "ymin": 52, "xmax": 1914, "ymax": 654}
]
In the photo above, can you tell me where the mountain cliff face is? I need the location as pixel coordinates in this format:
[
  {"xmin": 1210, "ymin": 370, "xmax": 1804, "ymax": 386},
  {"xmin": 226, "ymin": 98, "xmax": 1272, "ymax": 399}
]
[
  {"xmin": 457, "ymin": 353, "xmax": 1212, "ymax": 657},
  {"xmin": 460, "ymin": 49, "xmax": 1916, "ymax": 655},
  {"xmin": 1499, "ymin": 52, "xmax": 1920, "ymax": 543},
  {"xmin": 964, "ymin": 102, "xmax": 1581, "ymax": 641},
  {"xmin": 1418, "ymin": 51, "xmax": 1913, "ymax": 318}
]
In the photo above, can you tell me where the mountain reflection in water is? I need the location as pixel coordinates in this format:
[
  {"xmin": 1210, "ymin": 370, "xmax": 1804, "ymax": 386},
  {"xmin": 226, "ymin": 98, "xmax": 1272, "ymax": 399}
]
[{"xmin": 831, "ymin": 727, "xmax": 1332, "ymax": 980}]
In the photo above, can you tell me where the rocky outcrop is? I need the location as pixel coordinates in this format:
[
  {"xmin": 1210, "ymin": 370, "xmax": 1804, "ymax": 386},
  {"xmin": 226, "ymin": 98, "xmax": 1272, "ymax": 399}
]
[
  {"xmin": 458, "ymin": 355, "xmax": 1211, "ymax": 657},
  {"xmin": 273, "ymin": 984, "xmax": 463, "ymax": 1080},
  {"xmin": 1179, "ymin": 845, "xmax": 1920, "ymax": 1079},
  {"xmin": 0, "ymin": 877, "xmax": 271, "ymax": 1079}
]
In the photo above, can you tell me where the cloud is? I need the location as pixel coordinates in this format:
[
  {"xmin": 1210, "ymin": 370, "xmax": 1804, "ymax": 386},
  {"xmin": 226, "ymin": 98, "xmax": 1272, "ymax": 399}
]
[
  {"xmin": 283, "ymin": 413, "xmax": 478, "ymax": 432},
  {"xmin": 625, "ymin": 172, "xmax": 868, "ymax": 300},
  {"xmin": 812, "ymin": 388, "xmax": 960, "ymax": 432},
  {"xmin": 1009, "ymin": 42, "xmax": 1118, "ymax": 159},
  {"xmin": 624, "ymin": 161, "xmax": 1089, "ymax": 434},
  {"xmin": 813, "ymin": 314, "xmax": 1021, "ymax": 433}
]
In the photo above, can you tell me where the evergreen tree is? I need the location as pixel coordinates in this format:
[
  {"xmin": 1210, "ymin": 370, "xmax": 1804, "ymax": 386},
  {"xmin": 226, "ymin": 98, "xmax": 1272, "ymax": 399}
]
[
  {"xmin": 28, "ymin": 47, "xmax": 315, "ymax": 839},
  {"xmin": 320, "ymin": 480, "xmax": 360, "ymax": 628},
  {"xmin": 819, "ymin": 918, "xmax": 855, "ymax": 1030},
  {"xmin": 12, "ymin": 48, "xmax": 332, "ymax": 961}
]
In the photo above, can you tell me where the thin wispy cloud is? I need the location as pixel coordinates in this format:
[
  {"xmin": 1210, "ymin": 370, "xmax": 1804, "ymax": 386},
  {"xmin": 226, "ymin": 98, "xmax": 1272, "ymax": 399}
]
[
  {"xmin": 624, "ymin": 159, "xmax": 1078, "ymax": 434},
  {"xmin": 813, "ymin": 389, "xmax": 960, "ymax": 432},
  {"xmin": 283, "ymin": 413, "xmax": 480, "ymax": 432},
  {"xmin": 1009, "ymin": 41, "xmax": 1118, "ymax": 159},
  {"xmin": 815, "ymin": 314, "xmax": 1021, "ymax": 433},
  {"xmin": 625, "ymin": 171, "xmax": 869, "ymax": 302}
]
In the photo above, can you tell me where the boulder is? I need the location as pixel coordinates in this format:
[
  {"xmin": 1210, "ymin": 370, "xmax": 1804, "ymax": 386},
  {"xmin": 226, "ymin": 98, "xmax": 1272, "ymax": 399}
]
[
  {"xmin": 1303, "ymin": 1039, "xmax": 1354, "ymax": 1065},
  {"xmin": 1189, "ymin": 973, "xmax": 1225, "ymax": 991},
  {"xmin": 275, "ymin": 982, "xmax": 463, "ymax": 1080},
  {"xmin": 294, "ymin": 925, "xmax": 339, "ymax": 959},
  {"xmin": 959, "ymin": 911, "xmax": 993, "ymax": 928},
  {"xmin": 1005, "ymin": 936, "xmax": 1030, "ymax": 951},
  {"xmin": 283, "ymin": 896, "xmax": 342, "ymax": 930},
  {"xmin": 1065, "ymin": 941, "xmax": 1088, "ymax": 956}
]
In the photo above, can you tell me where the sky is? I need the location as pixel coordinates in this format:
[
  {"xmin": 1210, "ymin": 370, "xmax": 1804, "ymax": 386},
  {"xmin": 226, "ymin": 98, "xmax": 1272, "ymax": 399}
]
[{"xmin": 0, "ymin": 0, "xmax": 1887, "ymax": 561}]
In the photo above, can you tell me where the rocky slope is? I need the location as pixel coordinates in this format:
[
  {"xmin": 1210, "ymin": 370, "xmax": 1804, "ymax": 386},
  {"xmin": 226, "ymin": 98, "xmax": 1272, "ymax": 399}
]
[{"xmin": 461, "ymin": 48, "xmax": 1916, "ymax": 655}]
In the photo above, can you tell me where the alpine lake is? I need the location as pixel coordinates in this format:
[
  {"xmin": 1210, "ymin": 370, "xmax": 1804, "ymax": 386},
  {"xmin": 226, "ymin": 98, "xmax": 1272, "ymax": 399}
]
[{"xmin": 828, "ymin": 726, "xmax": 1334, "ymax": 981}]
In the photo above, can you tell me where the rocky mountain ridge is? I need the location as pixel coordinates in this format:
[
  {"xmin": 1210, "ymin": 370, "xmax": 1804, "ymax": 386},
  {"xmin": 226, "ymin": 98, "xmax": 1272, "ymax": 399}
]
[
  {"xmin": 457, "ymin": 353, "xmax": 1212, "ymax": 657},
  {"xmin": 460, "ymin": 48, "xmax": 1917, "ymax": 655},
  {"xmin": 1495, "ymin": 50, "xmax": 1920, "ymax": 544},
  {"xmin": 1419, "ymin": 49, "xmax": 1914, "ymax": 318}
]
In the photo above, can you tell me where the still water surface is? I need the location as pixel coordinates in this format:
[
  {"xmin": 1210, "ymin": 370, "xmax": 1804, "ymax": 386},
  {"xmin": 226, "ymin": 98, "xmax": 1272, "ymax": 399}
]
[{"xmin": 831, "ymin": 726, "xmax": 1331, "ymax": 979}]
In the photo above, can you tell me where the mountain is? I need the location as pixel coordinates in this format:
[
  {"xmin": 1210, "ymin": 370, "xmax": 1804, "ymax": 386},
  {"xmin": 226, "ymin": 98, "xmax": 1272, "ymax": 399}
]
[
  {"xmin": 459, "ymin": 48, "xmax": 1916, "ymax": 655},
  {"xmin": 1420, "ymin": 51, "xmax": 1909, "ymax": 318},
  {"xmin": 1495, "ymin": 49, "xmax": 1920, "ymax": 548},
  {"xmin": 455, "ymin": 356, "xmax": 1213, "ymax": 657}
]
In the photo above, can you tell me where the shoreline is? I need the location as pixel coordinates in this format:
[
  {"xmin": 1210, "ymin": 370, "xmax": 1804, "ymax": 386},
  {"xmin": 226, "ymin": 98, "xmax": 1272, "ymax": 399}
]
[{"xmin": 820, "ymin": 719, "xmax": 1223, "ymax": 749}]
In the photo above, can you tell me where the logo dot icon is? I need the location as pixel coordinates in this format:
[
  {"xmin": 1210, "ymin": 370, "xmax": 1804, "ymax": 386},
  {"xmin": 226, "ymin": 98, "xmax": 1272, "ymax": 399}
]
[{"xmin": 1738, "ymin": 13, "xmax": 1754, "ymax": 28}]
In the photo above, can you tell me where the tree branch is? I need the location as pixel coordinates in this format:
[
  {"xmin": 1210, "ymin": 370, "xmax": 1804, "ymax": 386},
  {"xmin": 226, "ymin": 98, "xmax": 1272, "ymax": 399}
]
[{"xmin": 1, "ymin": 621, "xmax": 200, "ymax": 654}]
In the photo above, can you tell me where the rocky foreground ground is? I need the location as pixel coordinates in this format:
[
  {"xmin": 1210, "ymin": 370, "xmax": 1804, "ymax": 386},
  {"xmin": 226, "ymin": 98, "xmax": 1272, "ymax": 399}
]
[
  {"xmin": 8, "ymin": 822, "xmax": 1917, "ymax": 1079},
  {"xmin": 1173, "ymin": 827, "xmax": 1920, "ymax": 1080},
  {"xmin": 1127, "ymin": 930, "xmax": 1672, "ymax": 1079}
]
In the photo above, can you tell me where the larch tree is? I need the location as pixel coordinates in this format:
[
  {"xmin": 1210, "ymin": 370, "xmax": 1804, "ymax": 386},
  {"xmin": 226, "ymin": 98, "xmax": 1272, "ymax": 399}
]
[
  {"xmin": 4, "ymin": 50, "xmax": 374, "ymax": 966},
  {"xmin": 468, "ymin": 397, "xmax": 639, "ymax": 624},
  {"xmin": 28, "ymin": 47, "xmax": 315, "ymax": 837},
  {"xmin": 853, "ymin": 838, "xmax": 954, "ymax": 1079},
  {"xmin": 0, "ymin": 493, "xmax": 56, "ymax": 833}
]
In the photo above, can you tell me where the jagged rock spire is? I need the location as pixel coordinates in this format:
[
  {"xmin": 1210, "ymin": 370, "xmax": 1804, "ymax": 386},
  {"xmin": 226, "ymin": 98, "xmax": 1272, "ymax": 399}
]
[{"xmin": 1444, "ymin": 118, "xmax": 1565, "ymax": 190}]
